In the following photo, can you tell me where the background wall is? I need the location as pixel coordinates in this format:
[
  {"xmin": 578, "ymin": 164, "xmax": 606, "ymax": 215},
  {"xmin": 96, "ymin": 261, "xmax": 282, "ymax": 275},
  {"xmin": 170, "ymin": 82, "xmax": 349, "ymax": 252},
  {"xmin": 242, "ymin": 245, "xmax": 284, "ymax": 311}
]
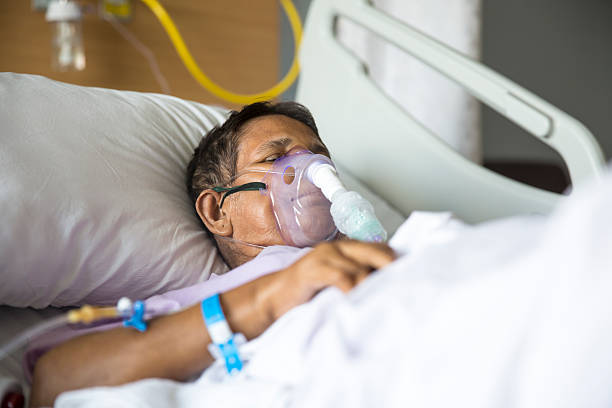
[
  {"xmin": 0, "ymin": 0, "xmax": 279, "ymax": 109},
  {"xmin": 482, "ymin": 0, "xmax": 612, "ymax": 164},
  {"xmin": 3, "ymin": 1, "xmax": 610, "ymax": 163},
  {"xmin": 281, "ymin": 0, "xmax": 612, "ymax": 165}
]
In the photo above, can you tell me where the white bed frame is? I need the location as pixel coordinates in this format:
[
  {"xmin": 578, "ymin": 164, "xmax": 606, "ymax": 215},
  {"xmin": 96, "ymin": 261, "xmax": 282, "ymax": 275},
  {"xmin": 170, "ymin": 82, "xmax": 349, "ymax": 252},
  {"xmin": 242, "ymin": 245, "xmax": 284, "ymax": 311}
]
[{"xmin": 296, "ymin": 0, "xmax": 606, "ymax": 223}]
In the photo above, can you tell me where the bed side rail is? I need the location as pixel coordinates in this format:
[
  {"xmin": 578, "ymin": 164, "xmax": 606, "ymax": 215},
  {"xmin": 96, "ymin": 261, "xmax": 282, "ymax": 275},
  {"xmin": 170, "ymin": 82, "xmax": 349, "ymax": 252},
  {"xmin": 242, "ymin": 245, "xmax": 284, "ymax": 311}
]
[{"xmin": 296, "ymin": 0, "xmax": 606, "ymax": 222}]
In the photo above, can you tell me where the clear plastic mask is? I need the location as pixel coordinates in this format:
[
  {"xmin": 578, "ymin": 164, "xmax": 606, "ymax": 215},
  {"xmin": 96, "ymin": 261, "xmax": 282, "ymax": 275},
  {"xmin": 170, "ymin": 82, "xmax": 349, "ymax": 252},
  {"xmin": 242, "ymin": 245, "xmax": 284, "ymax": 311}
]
[
  {"xmin": 214, "ymin": 149, "xmax": 338, "ymax": 248},
  {"xmin": 261, "ymin": 149, "xmax": 337, "ymax": 247}
]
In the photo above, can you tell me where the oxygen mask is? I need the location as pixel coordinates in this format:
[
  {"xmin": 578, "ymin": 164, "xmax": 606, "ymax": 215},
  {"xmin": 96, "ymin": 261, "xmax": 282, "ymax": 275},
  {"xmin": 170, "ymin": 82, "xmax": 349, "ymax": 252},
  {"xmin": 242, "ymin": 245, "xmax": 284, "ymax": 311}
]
[
  {"xmin": 261, "ymin": 148, "xmax": 338, "ymax": 247},
  {"xmin": 214, "ymin": 148, "xmax": 386, "ymax": 250}
]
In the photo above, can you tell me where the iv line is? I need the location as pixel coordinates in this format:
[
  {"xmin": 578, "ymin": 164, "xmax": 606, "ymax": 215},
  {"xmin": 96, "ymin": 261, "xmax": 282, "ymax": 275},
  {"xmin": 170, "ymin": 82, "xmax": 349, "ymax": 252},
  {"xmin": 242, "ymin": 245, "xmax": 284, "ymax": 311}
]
[
  {"xmin": 0, "ymin": 304, "xmax": 124, "ymax": 362},
  {"xmin": 139, "ymin": 0, "xmax": 303, "ymax": 105}
]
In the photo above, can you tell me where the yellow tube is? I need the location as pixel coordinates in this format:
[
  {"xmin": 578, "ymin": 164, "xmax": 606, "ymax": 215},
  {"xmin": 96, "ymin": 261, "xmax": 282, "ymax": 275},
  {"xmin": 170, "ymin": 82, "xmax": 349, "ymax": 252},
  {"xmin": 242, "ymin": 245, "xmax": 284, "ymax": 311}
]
[{"xmin": 139, "ymin": 0, "xmax": 303, "ymax": 105}]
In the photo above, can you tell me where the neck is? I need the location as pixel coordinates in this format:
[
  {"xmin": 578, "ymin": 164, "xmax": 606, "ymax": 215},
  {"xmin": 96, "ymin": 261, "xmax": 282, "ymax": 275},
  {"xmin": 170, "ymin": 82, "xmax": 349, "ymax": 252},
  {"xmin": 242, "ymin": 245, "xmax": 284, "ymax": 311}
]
[{"xmin": 215, "ymin": 235, "xmax": 264, "ymax": 269}]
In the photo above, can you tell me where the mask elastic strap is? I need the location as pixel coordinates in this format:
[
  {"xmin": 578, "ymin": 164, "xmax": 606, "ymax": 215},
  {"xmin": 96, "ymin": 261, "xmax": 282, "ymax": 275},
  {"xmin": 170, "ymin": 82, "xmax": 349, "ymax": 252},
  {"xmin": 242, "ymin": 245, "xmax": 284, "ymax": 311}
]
[
  {"xmin": 214, "ymin": 234, "xmax": 267, "ymax": 250},
  {"xmin": 226, "ymin": 168, "xmax": 295, "ymax": 185},
  {"xmin": 213, "ymin": 182, "xmax": 266, "ymax": 208}
]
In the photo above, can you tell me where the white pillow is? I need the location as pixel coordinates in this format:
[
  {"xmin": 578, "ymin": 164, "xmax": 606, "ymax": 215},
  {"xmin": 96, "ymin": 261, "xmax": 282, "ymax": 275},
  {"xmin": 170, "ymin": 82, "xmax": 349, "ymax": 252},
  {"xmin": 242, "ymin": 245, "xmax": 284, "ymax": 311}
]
[{"xmin": 0, "ymin": 73, "xmax": 229, "ymax": 308}]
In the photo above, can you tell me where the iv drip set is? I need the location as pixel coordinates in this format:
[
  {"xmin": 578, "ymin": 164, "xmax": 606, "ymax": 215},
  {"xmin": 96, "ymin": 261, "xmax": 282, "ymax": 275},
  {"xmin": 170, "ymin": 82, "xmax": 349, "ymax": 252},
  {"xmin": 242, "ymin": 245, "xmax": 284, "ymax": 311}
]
[
  {"xmin": 39, "ymin": 0, "xmax": 303, "ymax": 105},
  {"xmin": 0, "ymin": 298, "xmax": 148, "ymax": 364},
  {"xmin": 0, "ymin": 298, "xmax": 148, "ymax": 407}
]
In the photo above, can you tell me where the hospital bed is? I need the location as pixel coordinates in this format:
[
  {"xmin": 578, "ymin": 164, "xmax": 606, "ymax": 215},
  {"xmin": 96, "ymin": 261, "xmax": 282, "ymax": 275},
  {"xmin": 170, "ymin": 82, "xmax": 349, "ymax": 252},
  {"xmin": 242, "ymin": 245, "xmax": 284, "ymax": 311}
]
[{"xmin": 0, "ymin": 0, "xmax": 607, "ymax": 404}]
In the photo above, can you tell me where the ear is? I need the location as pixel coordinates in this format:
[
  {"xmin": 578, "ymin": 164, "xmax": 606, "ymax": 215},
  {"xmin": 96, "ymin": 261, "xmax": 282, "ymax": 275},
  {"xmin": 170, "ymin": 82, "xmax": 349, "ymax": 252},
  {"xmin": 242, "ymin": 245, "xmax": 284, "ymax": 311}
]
[{"xmin": 195, "ymin": 190, "xmax": 233, "ymax": 237}]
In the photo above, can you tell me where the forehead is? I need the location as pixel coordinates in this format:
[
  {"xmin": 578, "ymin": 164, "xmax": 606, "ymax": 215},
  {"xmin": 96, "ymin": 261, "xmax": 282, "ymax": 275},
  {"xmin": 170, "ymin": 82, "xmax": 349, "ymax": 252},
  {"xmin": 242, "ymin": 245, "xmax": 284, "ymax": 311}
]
[{"xmin": 236, "ymin": 114, "xmax": 321, "ymax": 168}]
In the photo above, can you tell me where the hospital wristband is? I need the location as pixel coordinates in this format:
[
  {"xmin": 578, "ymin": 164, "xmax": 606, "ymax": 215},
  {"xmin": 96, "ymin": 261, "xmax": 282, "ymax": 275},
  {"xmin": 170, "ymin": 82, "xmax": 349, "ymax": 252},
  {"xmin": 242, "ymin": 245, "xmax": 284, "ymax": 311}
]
[{"xmin": 201, "ymin": 294, "xmax": 244, "ymax": 375}]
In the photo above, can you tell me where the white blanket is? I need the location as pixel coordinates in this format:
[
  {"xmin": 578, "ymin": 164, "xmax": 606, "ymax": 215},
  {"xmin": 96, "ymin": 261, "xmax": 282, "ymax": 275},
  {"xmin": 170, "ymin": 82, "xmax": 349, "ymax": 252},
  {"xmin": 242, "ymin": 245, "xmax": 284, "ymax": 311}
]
[{"xmin": 57, "ymin": 170, "xmax": 612, "ymax": 408}]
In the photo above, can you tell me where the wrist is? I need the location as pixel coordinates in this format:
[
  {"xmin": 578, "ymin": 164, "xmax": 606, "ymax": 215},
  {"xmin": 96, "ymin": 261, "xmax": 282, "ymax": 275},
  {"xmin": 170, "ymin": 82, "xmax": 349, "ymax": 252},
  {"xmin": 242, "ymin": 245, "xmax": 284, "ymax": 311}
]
[{"xmin": 219, "ymin": 272, "xmax": 280, "ymax": 339}]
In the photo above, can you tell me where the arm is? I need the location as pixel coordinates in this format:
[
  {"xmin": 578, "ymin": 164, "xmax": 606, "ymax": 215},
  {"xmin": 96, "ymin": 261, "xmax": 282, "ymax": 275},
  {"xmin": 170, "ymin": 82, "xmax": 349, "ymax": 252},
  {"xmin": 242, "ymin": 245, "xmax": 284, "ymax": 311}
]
[
  {"xmin": 30, "ymin": 241, "xmax": 394, "ymax": 407},
  {"xmin": 30, "ymin": 273, "xmax": 275, "ymax": 407}
]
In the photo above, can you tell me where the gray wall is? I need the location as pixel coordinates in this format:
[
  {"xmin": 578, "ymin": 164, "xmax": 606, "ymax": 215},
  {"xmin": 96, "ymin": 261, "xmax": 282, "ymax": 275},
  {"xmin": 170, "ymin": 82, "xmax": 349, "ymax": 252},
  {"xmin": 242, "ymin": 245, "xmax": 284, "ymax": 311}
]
[
  {"xmin": 482, "ymin": 0, "xmax": 612, "ymax": 164},
  {"xmin": 281, "ymin": 1, "xmax": 612, "ymax": 163}
]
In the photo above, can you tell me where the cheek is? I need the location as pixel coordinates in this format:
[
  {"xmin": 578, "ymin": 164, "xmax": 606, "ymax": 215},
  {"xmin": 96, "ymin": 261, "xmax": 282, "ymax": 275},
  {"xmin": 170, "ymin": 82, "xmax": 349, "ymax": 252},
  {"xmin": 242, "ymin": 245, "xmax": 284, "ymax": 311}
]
[{"xmin": 231, "ymin": 193, "xmax": 281, "ymax": 241}]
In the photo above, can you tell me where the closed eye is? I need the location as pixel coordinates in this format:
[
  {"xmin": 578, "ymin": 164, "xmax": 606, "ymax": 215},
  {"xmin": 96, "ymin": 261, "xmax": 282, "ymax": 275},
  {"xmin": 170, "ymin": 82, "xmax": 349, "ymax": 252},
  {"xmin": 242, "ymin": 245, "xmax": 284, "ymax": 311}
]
[{"xmin": 263, "ymin": 154, "xmax": 281, "ymax": 162}]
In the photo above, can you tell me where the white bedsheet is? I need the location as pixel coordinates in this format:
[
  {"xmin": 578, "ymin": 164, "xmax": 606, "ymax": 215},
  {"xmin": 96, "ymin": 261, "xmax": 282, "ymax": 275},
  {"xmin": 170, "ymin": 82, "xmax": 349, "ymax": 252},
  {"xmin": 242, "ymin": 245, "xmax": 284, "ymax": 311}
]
[{"xmin": 57, "ymin": 169, "xmax": 612, "ymax": 408}]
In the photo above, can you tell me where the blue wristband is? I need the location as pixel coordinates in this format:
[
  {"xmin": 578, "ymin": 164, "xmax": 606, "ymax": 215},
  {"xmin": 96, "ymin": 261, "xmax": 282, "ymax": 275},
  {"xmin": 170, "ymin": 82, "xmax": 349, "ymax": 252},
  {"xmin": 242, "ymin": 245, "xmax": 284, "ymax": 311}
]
[{"xmin": 201, "ymin": 294, "xmax": 243, "ymax": 374}]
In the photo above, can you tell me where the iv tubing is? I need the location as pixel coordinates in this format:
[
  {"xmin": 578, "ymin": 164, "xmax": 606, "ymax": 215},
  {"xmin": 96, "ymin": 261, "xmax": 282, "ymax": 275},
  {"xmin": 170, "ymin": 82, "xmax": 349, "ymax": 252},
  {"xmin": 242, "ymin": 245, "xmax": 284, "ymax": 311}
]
[
  {"xmin": 0, "ymin": 304, "xmax": 124, "ymax": 362},
  {"xmin": 0, "ymin": 315, "xmax": 69, "ymax": 361},
  {"xmin": 139, "ymin": 0, "xmax": 303, "ymax": 105}
]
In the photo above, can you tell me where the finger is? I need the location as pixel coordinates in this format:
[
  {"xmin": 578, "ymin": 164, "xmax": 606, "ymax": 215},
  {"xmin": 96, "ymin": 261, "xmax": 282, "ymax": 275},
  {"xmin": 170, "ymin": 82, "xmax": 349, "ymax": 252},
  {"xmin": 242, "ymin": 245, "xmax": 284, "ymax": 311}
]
[
  {"xmin": 324, "ymin": 268, "xmax": 356, "ymax": 293},
  {"xmin": 321, "ymin": 243, "xmax": 372, "ymax": 277},
  {"xmin": 309, "ymin": 264, "xmax": 358, "ymax": 294},
  {"xmin": 334, "ymin": 241, "xmax": 395, "ymax": 270}
]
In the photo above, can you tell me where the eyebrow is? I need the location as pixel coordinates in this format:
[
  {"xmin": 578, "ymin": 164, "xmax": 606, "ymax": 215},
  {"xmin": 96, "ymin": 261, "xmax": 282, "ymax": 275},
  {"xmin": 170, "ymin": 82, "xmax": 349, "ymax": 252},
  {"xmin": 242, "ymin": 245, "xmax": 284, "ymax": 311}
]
[
  {"xmin": 254, "ymin": 137, "xmax": 329, "ymax": 157},
  {"xmin": 254, "ymin": 137, "xmax": 292, "ymax": 156}
]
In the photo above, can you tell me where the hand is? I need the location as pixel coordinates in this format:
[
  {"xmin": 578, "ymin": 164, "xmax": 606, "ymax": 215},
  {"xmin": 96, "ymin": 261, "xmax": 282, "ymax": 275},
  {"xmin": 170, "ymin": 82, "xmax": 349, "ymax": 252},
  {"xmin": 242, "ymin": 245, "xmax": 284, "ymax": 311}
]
[
  {"xmin": 221, "ymin": 240, "xmax": 394, "ymax": 339},
  {"xmin": 263, "ymin": 240, "xmax": 395, "ymax": 321}
]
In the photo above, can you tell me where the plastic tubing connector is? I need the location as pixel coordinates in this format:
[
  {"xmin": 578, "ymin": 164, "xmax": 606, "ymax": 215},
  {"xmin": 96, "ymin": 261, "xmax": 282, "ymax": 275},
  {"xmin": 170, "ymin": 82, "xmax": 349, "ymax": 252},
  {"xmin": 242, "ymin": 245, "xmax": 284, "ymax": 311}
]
[
  {"xmin": 307, "ymin": 163, "xmax": 346, "ymax": 201},
  {"xmin": 67, "ymin": 305, "xmax": 119, "ymax": 324},
  {"xmin": 307, "ymin": 162, "xmax": 388, "ymax": 243}
]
